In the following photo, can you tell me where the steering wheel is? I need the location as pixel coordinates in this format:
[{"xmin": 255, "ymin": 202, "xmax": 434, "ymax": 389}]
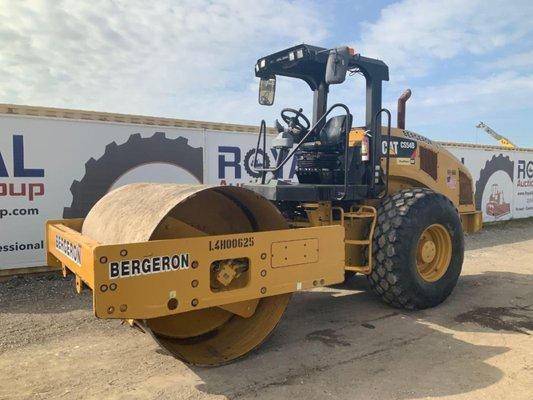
[{"xmin": 281, "ymin": 108, "xmax": 310, "ymax": 133}]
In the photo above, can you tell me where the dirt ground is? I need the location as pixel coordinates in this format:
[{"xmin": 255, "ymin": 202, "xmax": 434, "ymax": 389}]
[{"xmin": 1, "ymin": 219, "xmax": 532, "ymax": 400}]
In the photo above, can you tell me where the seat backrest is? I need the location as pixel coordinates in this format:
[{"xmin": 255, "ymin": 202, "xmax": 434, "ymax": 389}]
[{"xmin": 319, "ymin": 115, "xmax": 348, "ymax": 147}]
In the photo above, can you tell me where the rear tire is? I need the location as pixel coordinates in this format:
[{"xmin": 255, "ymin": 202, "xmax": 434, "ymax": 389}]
[{"xmin": 367, "ymin": 188, "xmax": 464, "ymax": 309}]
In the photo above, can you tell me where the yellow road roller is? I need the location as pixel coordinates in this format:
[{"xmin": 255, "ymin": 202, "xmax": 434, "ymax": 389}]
[{"xmin": 46, "ymin": 44, "xmax": 482, "ymax": 366}]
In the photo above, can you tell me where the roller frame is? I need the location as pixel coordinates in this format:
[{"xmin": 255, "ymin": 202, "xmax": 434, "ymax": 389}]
[{"xmin": 46, "ymin": 219, "xmax": 345, "ymax": 320}]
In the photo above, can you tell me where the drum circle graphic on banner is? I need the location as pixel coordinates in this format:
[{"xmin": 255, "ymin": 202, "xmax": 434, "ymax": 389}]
[
  {"xmin": 474, "ymin": 154, "xmax": 514, "ymax": 221},
  {"xmin": 63, "ymin": 132, "xmax": 203, "ymax": 218}
]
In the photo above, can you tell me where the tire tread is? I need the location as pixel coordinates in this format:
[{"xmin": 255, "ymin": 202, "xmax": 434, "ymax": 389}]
[{"xmin": 367, "ymin": 188, "xmax": 462, "ymax": 310}]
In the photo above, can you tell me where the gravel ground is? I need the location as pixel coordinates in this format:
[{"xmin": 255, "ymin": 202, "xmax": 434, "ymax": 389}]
[{"xmin": 0, "ymin": 219, "xmax": 532, "ymax": 400}]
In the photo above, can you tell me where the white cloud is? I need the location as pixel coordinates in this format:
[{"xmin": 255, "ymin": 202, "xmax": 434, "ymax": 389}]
[
  {"xmin": 359, "ymin": 0, "xmax": 533, "ymax": 79},
  {"xmin": 351, "ymin": 0, "xmax": 533, "ymax": 145},
  {"xmin": 417, "ymin": 72, "xmax": 533, "ymax": 109},
  {"xmin": 381, "ymin": 69, "xmax": 533, "ymax": 143},
  {"xmin": 0, "ymin": 0, "xmax": 327, "ymax": 122},
  {"xmin": 1, "ymin": 0, "xmax": 532, "ymax": 142},
  {"xmin": 489, "ymin": 49, "xmax": 533, "ymax": 71},
  {"xmin": 407, "ymin": 71, "xmax": 533, "ymax": 122}
]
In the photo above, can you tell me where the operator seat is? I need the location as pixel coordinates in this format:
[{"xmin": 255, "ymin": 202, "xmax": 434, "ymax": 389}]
[
  {"xmin": 300, "ymin": 115, "xmax": 349, "ymax": 151},
  {"xmin": 296, "ymin": 115, "xmax": 353, "ymax": 184}
]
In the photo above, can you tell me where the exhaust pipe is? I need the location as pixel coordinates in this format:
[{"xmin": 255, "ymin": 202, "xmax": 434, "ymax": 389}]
[{"xmin": 397, "ymin": 89, "xmax": 411, "ymax": 129}]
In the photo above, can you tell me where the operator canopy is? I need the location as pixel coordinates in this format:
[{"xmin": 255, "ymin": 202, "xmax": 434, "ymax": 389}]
[
  {"xmin": 255, "ymin": 44, "xmax": 389, "ymax": 130},
  {"xmin": 255, "ymin": 44, "xmax": 389, "ymax": 90},
  {"xmin": 249, "ymin": 44, "xmax": 392, "ymax": 201}
]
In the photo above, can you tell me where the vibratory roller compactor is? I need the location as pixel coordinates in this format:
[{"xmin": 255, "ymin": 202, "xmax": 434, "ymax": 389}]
[{"xmin": 46, "ymin": 44, "xmax": 482, "ymax": 366}]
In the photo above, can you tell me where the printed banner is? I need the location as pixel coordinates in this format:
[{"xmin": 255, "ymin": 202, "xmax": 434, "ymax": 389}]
[
  {"xmin": 446, "ymin": 148, "xmax": 533, "ymax": 222},
  {"xmin": 1, "ymin": 114, "xmax": 532, "ymax": 269}
]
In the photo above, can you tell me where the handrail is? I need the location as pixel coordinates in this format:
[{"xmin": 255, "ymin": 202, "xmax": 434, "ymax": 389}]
[
  {"xmin": 373, "ymin": 108, "xmax": 392, "ymax": 198},
  {"xmin": 252, "ymin": 120, "xmax": 268, "ymax": 183},
  {"xmin": 335, "ymin": 112, "xmax": 354, "ymax": 200}
]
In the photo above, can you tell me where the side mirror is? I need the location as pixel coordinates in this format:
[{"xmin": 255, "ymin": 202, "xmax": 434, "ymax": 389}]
[
  {"xmin": 258, "ymin": 76, "xmax": 276, "ymax": 106},
  {"xmin": 325, "ymin": 47, "xmax": 350, "ymax": 84}
]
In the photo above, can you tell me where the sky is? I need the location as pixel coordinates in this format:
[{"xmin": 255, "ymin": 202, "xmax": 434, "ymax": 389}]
[{"xmin": 0, "ymin": 0, "xmax": 532, "ymax": 147}]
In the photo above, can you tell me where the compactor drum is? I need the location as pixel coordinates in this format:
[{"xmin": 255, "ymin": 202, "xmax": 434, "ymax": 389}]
[
  {"xmin": 46, "ymin": 44, "xmax": 482, "ymax": 365},
  {"xmin": 81, "ymin": 183, "xmax": 291, "ymax": 365}
]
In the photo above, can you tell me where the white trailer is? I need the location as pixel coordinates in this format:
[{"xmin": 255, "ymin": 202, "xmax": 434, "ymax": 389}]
[{"xmin": 1, "ymin": 103, "xmax": 532, "ymax": 272}]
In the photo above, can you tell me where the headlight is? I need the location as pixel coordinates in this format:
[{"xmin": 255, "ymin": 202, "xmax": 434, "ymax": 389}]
[
  {"xmin": 288, "ymin": 51, "xmax": 295, "ymax": 61},
  {"xmin": 296, "ymin": 49, "xmax": 304, "ymax": 59},
  {"xmin": 260, "ymin": 59, "xmax": 266, "ymax": 68}
]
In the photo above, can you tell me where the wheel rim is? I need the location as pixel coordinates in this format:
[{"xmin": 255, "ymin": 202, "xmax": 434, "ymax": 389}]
[{"xmin": 416, "ymin": 223, "xmax": 452, "ymax": 282}]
